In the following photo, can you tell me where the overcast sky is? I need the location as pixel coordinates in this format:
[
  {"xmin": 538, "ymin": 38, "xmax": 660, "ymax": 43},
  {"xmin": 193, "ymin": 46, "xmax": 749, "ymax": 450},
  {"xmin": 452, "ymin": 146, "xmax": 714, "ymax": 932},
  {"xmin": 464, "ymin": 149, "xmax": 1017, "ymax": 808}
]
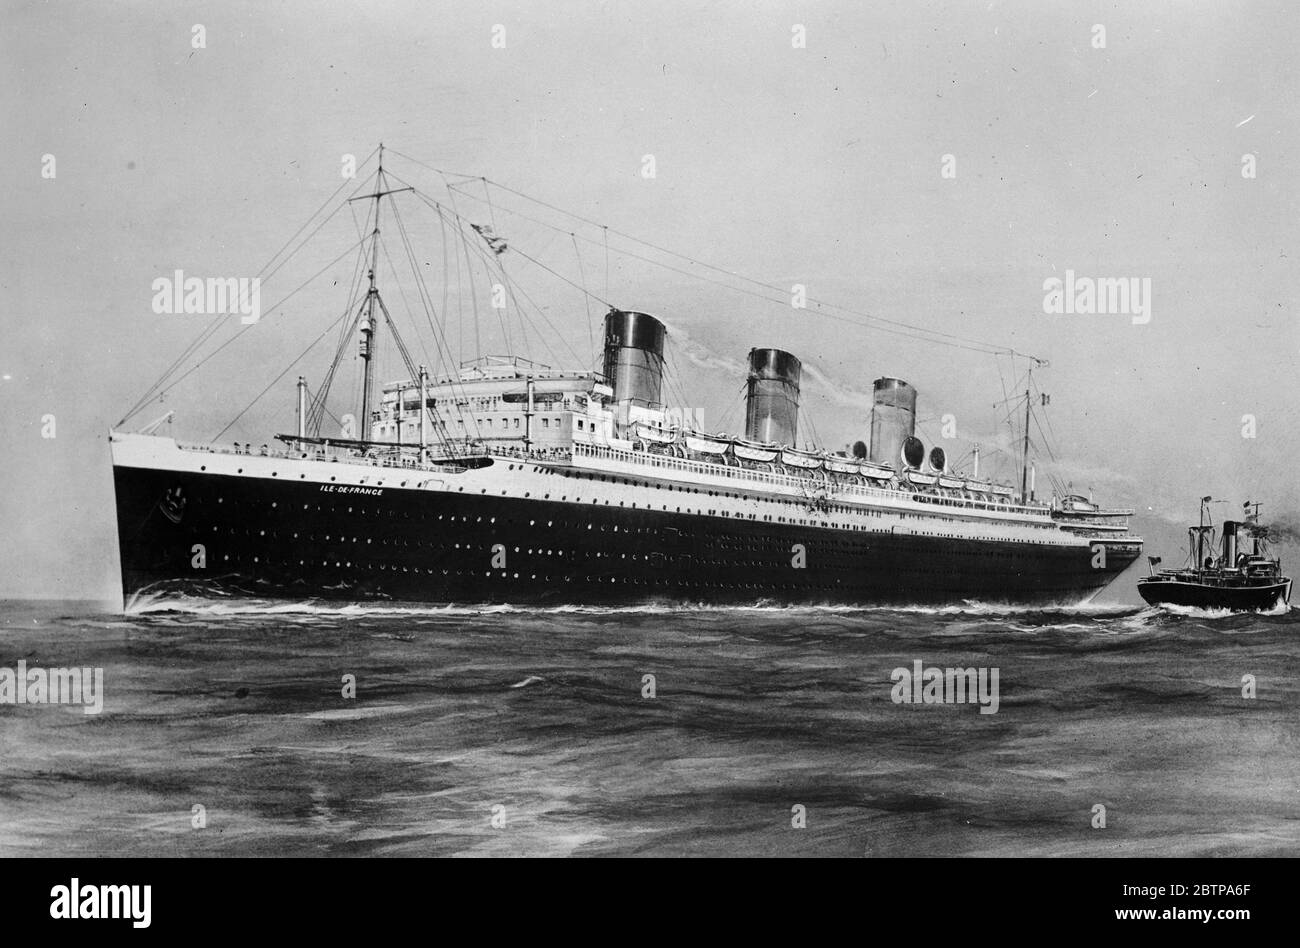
[{"xmin": 3, "ymin": 0, "xmax": 1298, "ymax": 602}]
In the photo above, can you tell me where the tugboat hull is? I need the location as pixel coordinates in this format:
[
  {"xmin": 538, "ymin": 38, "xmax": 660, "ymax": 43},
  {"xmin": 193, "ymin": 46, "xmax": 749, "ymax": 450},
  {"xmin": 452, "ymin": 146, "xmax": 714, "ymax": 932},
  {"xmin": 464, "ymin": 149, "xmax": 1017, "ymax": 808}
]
[{"xmin": 1137, "ymin": 577, "xmax": 1292, "ymax": 611}]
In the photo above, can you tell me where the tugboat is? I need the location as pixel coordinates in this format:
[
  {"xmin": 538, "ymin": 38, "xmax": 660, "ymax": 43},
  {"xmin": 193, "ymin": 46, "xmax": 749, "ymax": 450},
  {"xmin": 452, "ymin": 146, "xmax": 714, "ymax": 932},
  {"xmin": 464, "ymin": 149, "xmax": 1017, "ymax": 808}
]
[{"xmin": 1138, "ymin": 498, "xmax": 1292, "ymax": 611}]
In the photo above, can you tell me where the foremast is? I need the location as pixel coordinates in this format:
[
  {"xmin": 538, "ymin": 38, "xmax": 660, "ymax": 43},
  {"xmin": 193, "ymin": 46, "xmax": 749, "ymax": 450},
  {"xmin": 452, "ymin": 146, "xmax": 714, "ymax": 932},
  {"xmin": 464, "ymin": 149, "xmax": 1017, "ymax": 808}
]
[{"xmin": 347, "ymin": 143, "xmax": 413, "ymax": 437}]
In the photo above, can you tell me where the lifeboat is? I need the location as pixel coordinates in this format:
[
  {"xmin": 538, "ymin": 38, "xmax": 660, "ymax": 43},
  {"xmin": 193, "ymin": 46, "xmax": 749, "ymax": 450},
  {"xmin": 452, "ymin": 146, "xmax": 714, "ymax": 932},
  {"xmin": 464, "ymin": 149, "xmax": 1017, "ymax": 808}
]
[
  {"xmin": 733, "ymin": 442, "xmax": 779, "ymax": 463},
  {"xmin": 825, "ymin": 457, "xmax": 859, "ymax": 475},
  {"xmin": 634, "ymin": 423, "xmax": 678, "ymax": 444},
  {"xmin": 685, "ymin": 434, "xmax": 730, "ymax": 455},
  {"xmin": 904, "ymin": 470, "xmax": 938, "ymax": 487},
  {"xmin": 858, "ymin": 463, "xmax": 895, "ymax": 481},
  {"xmin": 781, "ymin": 449, "xmax": 823, "ymax": 469}
]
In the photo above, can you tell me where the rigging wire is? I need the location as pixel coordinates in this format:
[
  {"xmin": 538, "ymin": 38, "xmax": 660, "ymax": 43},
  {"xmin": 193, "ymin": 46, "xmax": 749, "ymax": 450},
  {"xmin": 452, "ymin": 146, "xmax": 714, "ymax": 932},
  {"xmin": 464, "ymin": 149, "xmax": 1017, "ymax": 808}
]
[
  {"xmin": 572, "ymin": 233, "xmax": 596, "ymax": 367},
  {"xmin": 431, "ymin": 169, "xmax": 1042, "ymax": 361},
  {"xmin": 455, "ymin": 218, "xmax": 573, "ymax": 369},
  {"xmin": 711, "ymin": 382, "xmax": 749, "ymax": 437},
  {"xmin": 375, "ymin": 206, "xmax": 468, "ymax": 446},
  {"xmin": 129, "ymin": 146, "xmax": 1062, "ymax": 473},
  {"xmin": 390, "ymin": 176, "xmax": 588, "ymax": 368},
  {"xmin": 213, "ymin": 305, "xmax": 359, "ymax": 443},
  {"xmin": 375, "ymin": 240, "xmax": 428, "ymax": 381},
  {"xmin": 123, "ymin": 234, "xmax": 372, "ymax": 429},
  {"xmin": 310, "ymin": 199, "xmax": 378, "ymax": 433},
  {"xmin": 308, "ymin": 283, "xmax": 366, "ymax": 435},
  {"xmin": 259, "ymin": 146, "xmax": 380, "ymax": 281},
  {"xmin": 439, "ymin": 172, "xmax": 484, "ymax": 361},
  {"xmin": 386, "ymin": 193, "xmax": 487, "ymax": 443},
  {"xmin": 516, "ymin": 207, "xmax": 1001, "ymax": 360},
  {"xmin": 116, "ymin": 158, "xmax": 380, "ymax": 427}
]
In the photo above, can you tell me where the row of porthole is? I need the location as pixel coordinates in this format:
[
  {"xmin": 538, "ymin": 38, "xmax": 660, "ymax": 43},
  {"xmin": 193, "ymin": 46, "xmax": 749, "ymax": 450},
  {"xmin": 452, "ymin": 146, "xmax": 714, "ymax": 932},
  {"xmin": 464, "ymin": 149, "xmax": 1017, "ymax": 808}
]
[
  {"xmin": 205, "ymin": 531, "xmax": 662, "ymax": 561},
  {"xmin": 201, "ymin": 509, "xmax": 668, "ymax": 538},
  {"xmin": 211, "ymin": 551, "xmax": 1054, "ymax": 580},
  {"xmin": 203, "ymin": 519, "xmax": 1033, "ymax": 556},
  {"xmin": 213, "ymin": 547, "xmax": 1040, "ymax": 571},
  {"xmin": 210, "ymin": 527, "xmax": 517, "ymax": 549},
  {"xmin": 205, "ymin": 495, "xmax": 1034, "ymax": 545},
  {"xmin": 207, "ymin": 556, "xmax": 683, "ymax": 586},
  {"xmin": 204, "ymin": 482, "xmax": 1012, "ymax": 536},
  {"xmin": 200, "ymin": 464, "xmax": 436, "ymax": 490},
  {"xmin": 217, "ymin": 556, "xmax": 456, "ymax": 574}
]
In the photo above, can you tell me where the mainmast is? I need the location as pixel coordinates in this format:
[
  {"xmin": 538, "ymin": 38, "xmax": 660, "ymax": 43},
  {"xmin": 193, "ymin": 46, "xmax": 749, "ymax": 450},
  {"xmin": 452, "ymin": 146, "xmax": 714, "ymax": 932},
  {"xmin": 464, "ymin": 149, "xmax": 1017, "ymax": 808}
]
[{"xmin": 1020, "ymin": 380, "xmax": 1031, "ymax": 503}]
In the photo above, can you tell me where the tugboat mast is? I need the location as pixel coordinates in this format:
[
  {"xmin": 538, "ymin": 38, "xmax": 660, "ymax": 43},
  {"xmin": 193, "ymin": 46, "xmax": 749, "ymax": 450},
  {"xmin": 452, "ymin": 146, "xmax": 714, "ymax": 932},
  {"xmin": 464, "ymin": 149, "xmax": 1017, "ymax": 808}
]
[
  {"xmin": 1199, "ymin": 496, "xmax": 1208, "ymax": 570},
  {"xmin": 1188, "ymin": 495, "xmax": 1215, "ymax": 573}
]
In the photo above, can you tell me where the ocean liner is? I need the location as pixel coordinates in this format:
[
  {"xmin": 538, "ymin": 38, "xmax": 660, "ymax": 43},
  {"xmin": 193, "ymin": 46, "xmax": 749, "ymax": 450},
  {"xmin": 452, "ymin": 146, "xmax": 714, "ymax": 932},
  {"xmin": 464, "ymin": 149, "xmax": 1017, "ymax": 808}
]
[{"xmin": 110, "ymin": 148, "xmax": 1143, "ymax": 607}]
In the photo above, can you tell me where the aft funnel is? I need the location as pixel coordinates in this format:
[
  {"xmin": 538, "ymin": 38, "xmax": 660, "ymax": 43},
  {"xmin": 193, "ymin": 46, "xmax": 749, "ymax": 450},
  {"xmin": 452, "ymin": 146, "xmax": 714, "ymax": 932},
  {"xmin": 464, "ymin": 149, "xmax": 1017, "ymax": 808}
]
[{"xmin": 870, "ymin": 377, "xmax": 917, "ymax": 470}]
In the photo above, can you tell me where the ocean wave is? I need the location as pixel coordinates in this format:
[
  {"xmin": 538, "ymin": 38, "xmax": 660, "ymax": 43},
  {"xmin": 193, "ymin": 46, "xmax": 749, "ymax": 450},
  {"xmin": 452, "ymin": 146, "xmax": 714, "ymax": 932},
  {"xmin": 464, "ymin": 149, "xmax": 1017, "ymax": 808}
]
[
  {"xmin": 122, "ymin": 589, "xmax": 1146, "ymax": 621},
  {"xmin": 1144, "ymin": 601, "xmax": 1295, "ymax": 620}
]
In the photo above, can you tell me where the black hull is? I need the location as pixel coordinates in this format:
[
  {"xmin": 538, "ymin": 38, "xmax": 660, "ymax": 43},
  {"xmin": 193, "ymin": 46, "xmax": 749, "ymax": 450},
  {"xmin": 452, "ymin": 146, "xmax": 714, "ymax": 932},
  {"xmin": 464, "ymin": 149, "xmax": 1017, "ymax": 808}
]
[
  {"xmin": 1137, "ymin": 577, "xmax": 1291, "ymax": 612},
  {"xmin": 113, "ymin": 465, "xmax": 1139, "ymax": 608}
]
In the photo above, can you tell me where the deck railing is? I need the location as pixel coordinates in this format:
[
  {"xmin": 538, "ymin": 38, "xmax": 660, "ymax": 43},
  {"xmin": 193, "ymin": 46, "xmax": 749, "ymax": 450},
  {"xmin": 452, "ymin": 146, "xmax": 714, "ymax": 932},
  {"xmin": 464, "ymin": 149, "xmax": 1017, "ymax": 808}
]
[{"xmin": 571, "ymin": 442, "xmax": 1054, "ymax": 520}]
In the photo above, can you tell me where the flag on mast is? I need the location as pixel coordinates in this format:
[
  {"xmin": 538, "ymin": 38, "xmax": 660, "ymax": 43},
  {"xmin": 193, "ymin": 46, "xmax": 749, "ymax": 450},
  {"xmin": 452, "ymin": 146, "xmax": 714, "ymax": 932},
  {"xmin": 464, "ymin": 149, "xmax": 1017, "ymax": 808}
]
[{"xmin": 470, "ymin": 223, "xmax": 508, "ymax": 255}]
